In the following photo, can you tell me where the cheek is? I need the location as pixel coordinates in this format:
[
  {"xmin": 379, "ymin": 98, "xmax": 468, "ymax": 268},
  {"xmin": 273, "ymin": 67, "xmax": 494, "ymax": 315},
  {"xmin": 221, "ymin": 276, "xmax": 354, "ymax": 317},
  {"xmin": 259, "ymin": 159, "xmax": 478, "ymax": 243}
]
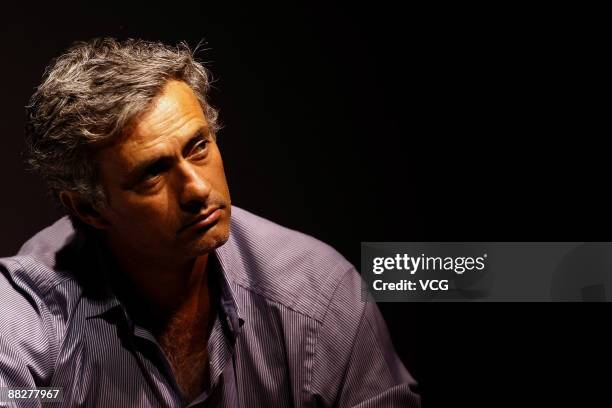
[
  {"xmin": 108, "ymin": 189, "xmax": 176, "ymax": 231},
  {"xmin": 209, "ymin": 154, "xmax": 230, "ymax": 196},
  {"xmin": 213, "ymin": 168, "xmax": 230, "ymax": 195}
]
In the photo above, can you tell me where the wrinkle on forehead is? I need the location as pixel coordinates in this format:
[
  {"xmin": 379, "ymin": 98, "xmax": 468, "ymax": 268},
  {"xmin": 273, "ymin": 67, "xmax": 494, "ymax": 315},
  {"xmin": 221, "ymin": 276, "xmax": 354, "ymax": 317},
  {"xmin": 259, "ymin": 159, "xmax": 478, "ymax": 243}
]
[
  {"xmin": 126, "ymin": 80, "xmax": 207, "ymax": 151},
  {"xmin": 97, "ymin": 80, "xmax": 208, "ymax": 176}
]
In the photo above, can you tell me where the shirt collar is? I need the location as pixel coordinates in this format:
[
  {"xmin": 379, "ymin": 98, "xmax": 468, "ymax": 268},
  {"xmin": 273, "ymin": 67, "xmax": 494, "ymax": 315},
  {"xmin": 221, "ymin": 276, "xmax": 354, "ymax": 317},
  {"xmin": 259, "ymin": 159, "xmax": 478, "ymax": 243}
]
[
  {"xmin": 82, "ymin": 233, "xmax": 245, "ymax": 337},
  {"xmin": 210, "ymin": 248, "xmax": 245, "ymax": 337}
]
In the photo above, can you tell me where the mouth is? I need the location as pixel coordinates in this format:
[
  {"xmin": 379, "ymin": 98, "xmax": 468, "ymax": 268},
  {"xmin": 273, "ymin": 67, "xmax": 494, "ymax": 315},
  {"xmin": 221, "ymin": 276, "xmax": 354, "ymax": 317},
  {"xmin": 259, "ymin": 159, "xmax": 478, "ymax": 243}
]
[{"xmin": 179, "ymin": 206, "xmax": 223, "ymax": 234}]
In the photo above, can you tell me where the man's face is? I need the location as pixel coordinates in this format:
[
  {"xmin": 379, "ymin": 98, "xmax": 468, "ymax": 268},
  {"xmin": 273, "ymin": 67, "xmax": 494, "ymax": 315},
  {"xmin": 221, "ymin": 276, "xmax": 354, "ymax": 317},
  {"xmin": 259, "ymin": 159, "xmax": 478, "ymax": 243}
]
[{"xmin": 94, "ymin": 80, "xmax": 231, "ymax": 262}]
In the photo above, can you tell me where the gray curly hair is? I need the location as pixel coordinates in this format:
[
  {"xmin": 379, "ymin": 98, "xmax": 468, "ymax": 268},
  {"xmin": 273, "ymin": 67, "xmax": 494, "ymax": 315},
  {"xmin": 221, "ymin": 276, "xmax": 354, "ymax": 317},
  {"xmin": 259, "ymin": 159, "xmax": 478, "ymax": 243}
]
[{"xmin": 25, "ymin": 37, "xmax": 219, "ymax": 210}]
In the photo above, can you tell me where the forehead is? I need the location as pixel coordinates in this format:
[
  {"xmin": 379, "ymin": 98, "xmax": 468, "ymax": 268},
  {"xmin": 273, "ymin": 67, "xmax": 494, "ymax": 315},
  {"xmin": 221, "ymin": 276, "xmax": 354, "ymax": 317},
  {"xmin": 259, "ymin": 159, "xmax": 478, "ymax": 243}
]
[
  {"xmin": 125, "ymin": 80, "xmax": 207, "ymax": 151},
  {"xmin": 98, "ymin": 80, "xmax": 208, "ymax": 170}
]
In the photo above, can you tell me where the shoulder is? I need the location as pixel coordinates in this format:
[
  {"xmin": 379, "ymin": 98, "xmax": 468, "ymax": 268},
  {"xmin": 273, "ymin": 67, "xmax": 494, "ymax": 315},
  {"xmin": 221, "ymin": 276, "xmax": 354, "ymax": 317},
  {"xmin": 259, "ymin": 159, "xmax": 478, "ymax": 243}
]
[
  {"xmin": 1, "ymin": 216, "xmax": 80, "ymax": 298},
  {"xmin": 217, "ymin": 206, "xmax": 358, "ymax": 321},
  {"xmin": 0, "ymin": 218, "xmax": 80, "ymax": 384},
  {"xmin": 0, "ymin": 217, "xmax": 84, "ymax": 347}
]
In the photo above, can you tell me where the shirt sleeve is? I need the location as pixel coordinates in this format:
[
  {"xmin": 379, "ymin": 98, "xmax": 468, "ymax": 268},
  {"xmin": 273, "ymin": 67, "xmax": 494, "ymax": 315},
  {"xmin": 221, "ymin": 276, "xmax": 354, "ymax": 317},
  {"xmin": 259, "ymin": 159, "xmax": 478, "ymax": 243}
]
[
  {"xmin": 0, "ymin": 264, "xmax": 57, "ymax": 403},
  {"xmin": 312, "ymin": 266, "xmax": 421, "ymax": 407},
  {"xmin": 336, "ymin": 292, "xmax": 420, "ymax": 407}
]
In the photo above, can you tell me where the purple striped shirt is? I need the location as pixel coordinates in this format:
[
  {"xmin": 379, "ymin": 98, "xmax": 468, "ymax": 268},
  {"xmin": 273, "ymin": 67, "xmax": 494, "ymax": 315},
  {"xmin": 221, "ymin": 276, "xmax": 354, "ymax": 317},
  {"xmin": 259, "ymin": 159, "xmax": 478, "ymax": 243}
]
[{"xmin": 0, "ymin": 206, "xmax": 420, "ymax": 407}]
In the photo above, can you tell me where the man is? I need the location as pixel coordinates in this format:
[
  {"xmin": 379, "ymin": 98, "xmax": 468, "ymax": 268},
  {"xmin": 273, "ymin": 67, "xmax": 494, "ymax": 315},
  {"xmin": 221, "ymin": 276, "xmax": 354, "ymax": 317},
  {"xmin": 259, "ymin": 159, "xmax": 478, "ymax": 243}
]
[{"xmin": 0, "ymin": 38, "xmax": 420, "ymax": 407}]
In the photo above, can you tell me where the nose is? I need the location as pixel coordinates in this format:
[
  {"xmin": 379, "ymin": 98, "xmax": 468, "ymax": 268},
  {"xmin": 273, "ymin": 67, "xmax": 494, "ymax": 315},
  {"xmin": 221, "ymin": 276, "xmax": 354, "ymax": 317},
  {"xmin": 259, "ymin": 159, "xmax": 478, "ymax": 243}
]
[{"xmin": 176, "ymin": 161, "xmax": 211, "ymax": 213}]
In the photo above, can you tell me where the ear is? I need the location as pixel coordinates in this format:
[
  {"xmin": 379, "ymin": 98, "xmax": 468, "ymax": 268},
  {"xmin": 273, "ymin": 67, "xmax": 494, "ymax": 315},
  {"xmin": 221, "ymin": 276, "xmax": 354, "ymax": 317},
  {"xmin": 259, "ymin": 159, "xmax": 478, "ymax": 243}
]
[{"xmin": 59, "ymin": 191, "xmax": 111, "ymax": 230}]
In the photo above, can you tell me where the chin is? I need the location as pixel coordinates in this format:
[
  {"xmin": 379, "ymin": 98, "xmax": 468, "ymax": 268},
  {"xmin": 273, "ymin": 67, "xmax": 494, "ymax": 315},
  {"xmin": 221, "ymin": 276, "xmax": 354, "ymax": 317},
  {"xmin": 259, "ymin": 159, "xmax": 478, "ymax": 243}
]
[
  {"xmin": 180, "ymin": 210, "xmax": 231, "ymax": 257},
  {"xmin": 191, "ymin": 226, "xmax": 230, "ymax": 255}
]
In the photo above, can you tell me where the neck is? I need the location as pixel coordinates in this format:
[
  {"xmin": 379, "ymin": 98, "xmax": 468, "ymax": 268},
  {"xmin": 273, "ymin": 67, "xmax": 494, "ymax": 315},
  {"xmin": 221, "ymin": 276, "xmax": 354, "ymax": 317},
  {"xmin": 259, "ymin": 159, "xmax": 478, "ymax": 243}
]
[{"xmin": 104, "ymin": 239, "xmax": 212, "ymax": 330}]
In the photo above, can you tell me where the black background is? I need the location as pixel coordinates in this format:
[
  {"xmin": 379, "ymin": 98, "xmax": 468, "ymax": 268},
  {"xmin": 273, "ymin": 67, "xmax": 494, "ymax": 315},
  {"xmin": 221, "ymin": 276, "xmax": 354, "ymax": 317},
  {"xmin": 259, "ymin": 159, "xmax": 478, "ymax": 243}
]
[{"xmin": 1, "ymin": 2, "xmax": 609, "ymax": 406}]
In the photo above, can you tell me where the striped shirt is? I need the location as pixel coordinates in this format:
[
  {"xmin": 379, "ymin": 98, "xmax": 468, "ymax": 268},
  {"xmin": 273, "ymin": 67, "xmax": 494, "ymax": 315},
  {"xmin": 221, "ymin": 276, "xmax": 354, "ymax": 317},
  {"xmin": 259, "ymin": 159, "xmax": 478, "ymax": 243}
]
[{"xmin": 0, "ymin": 206, "xmax": 420, "ymax": 407}]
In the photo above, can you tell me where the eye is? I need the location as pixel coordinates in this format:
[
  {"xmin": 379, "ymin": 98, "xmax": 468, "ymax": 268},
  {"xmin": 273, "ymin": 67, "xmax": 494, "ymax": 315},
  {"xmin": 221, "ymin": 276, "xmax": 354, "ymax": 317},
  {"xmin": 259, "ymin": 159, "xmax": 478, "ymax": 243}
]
[
  {"xmin": 140, "ymin": 173, "xmax": 161, "ymax": 190},
  {"xmin": 143, "ymin": 172, "xmax": 161, "ymax": 182},
  {"xmin": 190, "ymin": 139, "xmax": 209, "ymax": 158},
  {"xmin": 145, "ymin": 162, "xmax": 165, "ymax": 178},
  {"xmin": 139, "ymin": 161, "xmax": 169, "ymax": 187}
]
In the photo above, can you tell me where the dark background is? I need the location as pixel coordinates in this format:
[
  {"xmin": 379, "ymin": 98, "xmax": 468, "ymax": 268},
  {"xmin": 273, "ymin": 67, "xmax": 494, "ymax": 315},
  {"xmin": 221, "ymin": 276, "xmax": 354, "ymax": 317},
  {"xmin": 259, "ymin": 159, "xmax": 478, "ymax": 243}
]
[{"xmin": 2, "ymin": 2, "xmax": 609, "ymax": 406}]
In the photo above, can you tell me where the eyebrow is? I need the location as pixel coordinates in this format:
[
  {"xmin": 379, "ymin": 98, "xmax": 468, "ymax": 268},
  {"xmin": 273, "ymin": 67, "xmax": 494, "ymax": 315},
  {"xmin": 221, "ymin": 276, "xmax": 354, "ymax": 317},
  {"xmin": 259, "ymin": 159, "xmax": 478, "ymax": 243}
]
[{"xmin": 122, "ymin": 126, "xmax": 211, "ymax": 188}]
